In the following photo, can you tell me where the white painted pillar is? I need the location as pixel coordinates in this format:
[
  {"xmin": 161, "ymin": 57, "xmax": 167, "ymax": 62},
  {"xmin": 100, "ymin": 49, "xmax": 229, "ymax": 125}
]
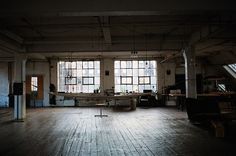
[
  {"xmin": 13, "ymin": 54, "xmax": 27, "ymax": 120},
  {"xmin": 183, "ymin": 46, "xmax": 197, "ymax": 99}
]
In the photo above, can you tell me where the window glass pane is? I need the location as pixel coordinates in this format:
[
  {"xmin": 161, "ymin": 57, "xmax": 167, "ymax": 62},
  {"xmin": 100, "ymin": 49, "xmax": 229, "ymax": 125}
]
[
  {"xmin": 65, "ymin": 62, "xmax": 70, "ymax": 68},
  {"xmin": 83, "ymin": 77, "xmax": 94, "ymax": 85},
  {"xmin": 83, "ymin": 61, "xmax": 88, "ymax": 68},
  {"xmin": 139, "ymin": 61, "xmax": 145, "ymax": 68},
  {"xmin": 83, "ymin": 69, "xmax": 89, "ymax": 76},
  {"xmin": 133, "ymin": 69, "xmax": 138, "ymax": 76},
  {"xmin": 145, "ymin": 77, "xmax": 150, "ymax": 84},
  {"xmin": 144, "ymin": 61, "xmax": 149, "ymax": 69},
  {"xmin": 139, "ymin": 69, "xmax": 145, "ymax": 76},
  {"xmin": 139, "ymin": 77, "xmax": 145, "ymax": 84},
  {"xmin": 95, "ymin": 77, "xmax": 100, "ymax": 84},
  {"xmin": 115, "ymin": 69, "xmax": 120, "ymax": 76},
  {"xmin": 95, "ymin": 69, "xmax": 100, "ymax": 76},
  {"xmin": 94, "ymin": 61, "xmax": 100, "ymax": 69},
  {"xmin": 65, "ymin": 77, "xmax": 77, "ymax": 85},
  {"xmin": 133, "ymin": 76, "xmax": 138, "ymax": 84},
  {"xmin": 77, "ymin": 61, "xmax": 82, "ymax": 69},
  {"xmin": 89, "ymin": 69, "xmax": 94, "ymax": 76},
  {"xmin": 88, "ymin": 85, "xmax": 94, "ymax": 93},
  {"xmin": 153, "ymin": 69, "xmax": 157, "ymax": 76},
  {"xmin": 72, "ymin": 70, "xmax": 77, "ymax": 76},
  {"xmin": 94, "ymin": 85, "xmax": 99, "ymax": 90},
  {"xmin": 151, "ymin": 85, "xmax": 156, "ymax": 91},
  {"xmin": 144, "ymin": 85, "xmax": 151, "ymax": 90},
  {"xmin": 71, "ymin": 62, "xmax": 77, "ymax": 68},
  {"xmin": 147, "ymin": 68, "xmax": 154, "ymax": 76},
  {"xmin": 115, "ymin": 61, "xmax": 120, "ymax": 69},
  {"xmin": 127, "ymin": 69, "xmax": 132, "ymax": 76},
  {"xmin": 89, "ymin": 78, "xmax": 94, "ymax": 84},
  {"xmin": 77, "ymin": 77, "xmax": 82, "ymax": 84},
  {"xmin": 133, "ymin": 61, "xmax": 138, "ymax": 68},
  {"xmin": 77, "ymin": 69, "xmax": 82, "ymax": 77},
  {"xmin": 115, "ymin": 85, "xmax": 121, "ymax": 92},
  {"xmin": 121, "ymin": 69, "xmax": 126, "ymax": 76},
  {"xmin": 31, "ymin": 77, "xmax": 38, "ymax": 91},
  {"xmin": 121, "ymin": 77, "xmax": 126, "ymax": 84},
  {"xmin": 151, "ymin": 77, "xmax": 156, "ymax": 84},
  {"xmin": 139, "ymin": 85, "xmax": 144, "ymax": 92},
  {"xmin": 120, "ymin": 85, "xmax": 127, "ymax": 92},
  {"xmin": 89, "ymin": 62, "xmax": 94, "ymax": 68},
  {"xmin": 83, "ymin": 77, "xmax": 89, "ymax": 84},
  {"xmin": 127, "ymin": 77, "xmax": 132, "ymax": 84},
  {"xmin": 121, "ymin": 61, "xmax": 126, "ymax": 68},
  {"xmin": 126, "ymin": 85, "xmax": 132, "ymax": 92},
  {"xmin": 133, "ymin": 85, "xmax": 138, "ymax": 92},
  {"xmin": 115, "ymin": 77, "xmax": 120, "ymax": 84},
  {"xmin": 228, "ymin": 64, "xmax": 236, "ymax": 72},
  {"xmin": 150, "ymin": 61, "xmax": 156, "ymax": 68},
  {"xmin": 82, "ymin": 85, "xmax": 89, "ymax": 92},
  {"xmin": 127, "ymin": 61, "xmax": 132, "ymax": 68}
]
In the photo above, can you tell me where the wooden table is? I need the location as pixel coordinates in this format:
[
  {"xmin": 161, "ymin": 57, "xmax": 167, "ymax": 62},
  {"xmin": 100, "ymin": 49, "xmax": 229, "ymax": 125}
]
[{"xmin": 50, "ymin": 92, "xmax": 152, "ymax": 110}]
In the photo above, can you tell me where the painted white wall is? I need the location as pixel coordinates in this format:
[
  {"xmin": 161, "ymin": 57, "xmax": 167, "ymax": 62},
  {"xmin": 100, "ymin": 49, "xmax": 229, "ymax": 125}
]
[
  {"xmin": 0, "ymin": 62, "xmax": 9, "ymax": 107},
  {"xmin": 26, "ymin": 61, "xmax": 50, "ymax": 106},
  {"xmin": 50, "ymin": 60, "xmax": 58, "ymax": 89},
  {"xmin": 103, "ymin": 58, "xmax": 114, "ymax": 90},
  {"xmin": 157, "ymin": 60, "xmax": 176, "ymax": 93},
  {"xmin": 176, "ymin": 64, "xmax": 203, "ymax": 75}
]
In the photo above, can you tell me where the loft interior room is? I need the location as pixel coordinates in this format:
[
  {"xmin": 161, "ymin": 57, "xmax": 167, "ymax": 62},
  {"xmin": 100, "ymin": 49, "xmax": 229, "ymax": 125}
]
[{"xmin": 1, "ymin": 0, "xmax": 236, "ymax": 155}]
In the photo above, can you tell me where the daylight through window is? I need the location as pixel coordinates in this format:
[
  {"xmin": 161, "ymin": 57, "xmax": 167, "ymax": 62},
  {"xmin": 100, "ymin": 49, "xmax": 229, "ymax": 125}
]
[
  {"xmin": 114, "ymin": 60, "xmax": 157, "ymax": 93},
  {"xmin": 58, "ymin": 61, "xmax": 100, "ymax": 93}
]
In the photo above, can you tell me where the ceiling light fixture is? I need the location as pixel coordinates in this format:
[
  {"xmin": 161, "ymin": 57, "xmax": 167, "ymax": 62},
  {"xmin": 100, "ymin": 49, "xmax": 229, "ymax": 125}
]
[{"xmin": 131, "ymin": 25, "xmax": 138, "ymax": 58}]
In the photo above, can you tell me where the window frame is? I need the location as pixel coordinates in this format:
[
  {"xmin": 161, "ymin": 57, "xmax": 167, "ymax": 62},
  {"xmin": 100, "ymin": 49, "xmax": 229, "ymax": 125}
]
[
  {"xmin": 120, "ymin": 76, "xmax": 133, "ymax": 85},
  {"xmin": 31, "ymin": 76, "xmax": 38, "ymax": 91},
  {"xmin": 57, "ymin": 60, "xmax": 100, "ymax": 93},
  {"xmin": 65, "ymin": 77, "xmax": 77, "ymax": 85},
  {"xmin": 138, "ymin": 76, "xmax": 151, "ymax": 85},
  {"xmin": 82, "ymin": 77, "xmax": 95, "ymax": 85},
  {"xmin": 114, "ymin": 60, "xmax": 157, "ymax": 93}
]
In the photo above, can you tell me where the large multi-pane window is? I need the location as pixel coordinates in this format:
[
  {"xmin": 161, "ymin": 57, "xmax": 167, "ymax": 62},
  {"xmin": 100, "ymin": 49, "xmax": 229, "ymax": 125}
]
[
  {"xmin": 228, "ymin": 64, "xmax": 236, "ymax": 73},
  {"xmin": 58, "ymin": 61, "xmax": 100, "ymax": 93},
  {"xmin": 114, "ymin": 60, "xmax": 157, "ymax": 93},
  {"xmin": 223, "ymin": 63, "xmax": 236, "ymax": 79}
]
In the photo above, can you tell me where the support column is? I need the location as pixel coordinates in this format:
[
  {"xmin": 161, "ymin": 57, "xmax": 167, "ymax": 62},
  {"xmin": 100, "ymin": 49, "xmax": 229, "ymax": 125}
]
[
  {"xmin": 13, "ymin": 54, "xmax": 27, "ymax": 120},
  {"xmin": 183, "ymin": 46, "xmax": 197, "ymax": 99}
]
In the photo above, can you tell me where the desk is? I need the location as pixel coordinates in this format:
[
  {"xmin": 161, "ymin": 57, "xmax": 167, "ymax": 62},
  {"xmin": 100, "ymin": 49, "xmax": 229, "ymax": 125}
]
[{"xmin": 50, "ymin": 92, "xmax": 151, "ymax": 110}]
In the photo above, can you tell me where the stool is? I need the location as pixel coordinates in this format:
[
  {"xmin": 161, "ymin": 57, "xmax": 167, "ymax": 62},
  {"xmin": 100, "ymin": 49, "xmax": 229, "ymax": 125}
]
[{"xmin": 94, "ymin": 103, "xmax": 108, "ymax": 117}]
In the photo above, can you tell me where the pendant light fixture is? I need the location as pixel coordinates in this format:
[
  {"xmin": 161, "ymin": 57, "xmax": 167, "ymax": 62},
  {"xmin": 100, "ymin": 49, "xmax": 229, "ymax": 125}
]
[
  {"xmin": 145, "ymin": 34, "xmax": 150, "ymax": 71},
  {"xmin": 66, "ymin": 52, "xmax": 73, "ymax": 80},
  {"xmin": 131, "ymin": 25, "xmax": 138, "ymax": 58}
]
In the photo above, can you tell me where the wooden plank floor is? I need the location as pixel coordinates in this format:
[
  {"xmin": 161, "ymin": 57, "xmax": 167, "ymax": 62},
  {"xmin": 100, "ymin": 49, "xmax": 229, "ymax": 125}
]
[{"xmin": 0, "ymin": 107, "xmax": 236, "ymax": 156}]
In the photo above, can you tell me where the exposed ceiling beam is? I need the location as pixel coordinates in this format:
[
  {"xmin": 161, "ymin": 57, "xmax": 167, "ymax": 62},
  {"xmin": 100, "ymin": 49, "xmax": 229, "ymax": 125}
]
[
  {"xmin": 0, "ymin": 30, "xmax": 24, "ymax": 44},
  {"xmin": 0, "ymin": 36, "xmax": 20, "ymax": 54},
  {"xmin": 98, "ymin": 16, "xmax": 112, "ymax": 49},
  {"xmin": 23, "ymin": 35, "xmax": 188, "ymax": 44},
  {"xmin": 23, "ymin": 41, "xmax": 182, "ymax": 53},
  {"xmin": 21, "ymin": 18, "xmax": 44, "ymax": 39}
]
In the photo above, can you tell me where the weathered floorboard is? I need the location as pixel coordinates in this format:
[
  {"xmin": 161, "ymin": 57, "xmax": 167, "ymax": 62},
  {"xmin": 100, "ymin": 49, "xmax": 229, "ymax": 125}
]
[{"xmin": 0, "ymin": 107, "xmax": 236, "ymax": 156}]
